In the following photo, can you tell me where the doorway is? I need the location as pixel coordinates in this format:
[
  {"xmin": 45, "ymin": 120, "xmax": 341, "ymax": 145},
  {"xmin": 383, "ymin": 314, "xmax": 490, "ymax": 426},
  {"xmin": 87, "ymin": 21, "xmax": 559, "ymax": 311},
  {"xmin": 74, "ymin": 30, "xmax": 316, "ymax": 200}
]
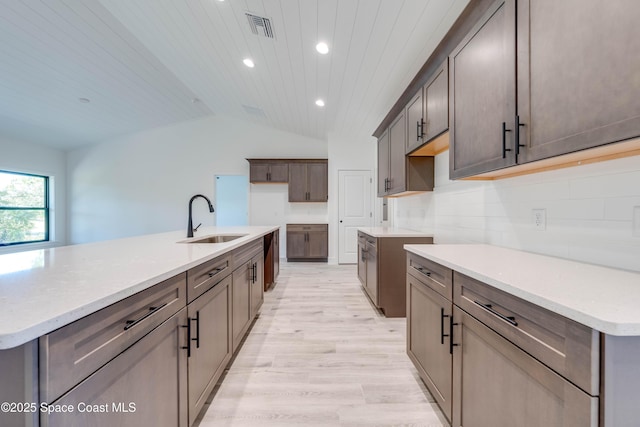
[
  {"xmin": 338, "ymin": 170, "xmax": 373, "ymax": 264},
  {"xmin": 215, "ymin": 175, "xmax": 248, "ymax": 226}
]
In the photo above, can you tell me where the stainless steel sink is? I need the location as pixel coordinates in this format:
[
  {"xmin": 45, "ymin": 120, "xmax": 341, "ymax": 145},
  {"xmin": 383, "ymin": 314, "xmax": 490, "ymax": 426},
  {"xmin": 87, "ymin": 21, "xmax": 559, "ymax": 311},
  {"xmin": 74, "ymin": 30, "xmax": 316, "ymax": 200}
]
[{"xmin": 183, "ymin": 234, "xmax": 246, "ymax": 244}]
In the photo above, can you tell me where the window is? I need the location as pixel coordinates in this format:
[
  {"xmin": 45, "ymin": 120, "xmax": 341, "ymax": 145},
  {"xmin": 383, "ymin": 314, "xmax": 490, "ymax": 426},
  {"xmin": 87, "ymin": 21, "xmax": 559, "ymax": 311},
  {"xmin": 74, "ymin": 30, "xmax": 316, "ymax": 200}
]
[{"xmin": 0, "ymin": 170, "xmax": 49, "ymax": 246}]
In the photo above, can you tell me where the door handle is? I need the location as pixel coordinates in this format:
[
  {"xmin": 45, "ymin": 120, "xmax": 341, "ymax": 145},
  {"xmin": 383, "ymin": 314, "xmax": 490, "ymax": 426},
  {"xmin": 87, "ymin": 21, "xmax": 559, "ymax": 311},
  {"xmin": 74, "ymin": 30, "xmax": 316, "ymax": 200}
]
[
  {"xmin": 502, "ymin": 121, "xmax": 512, "ymax": 159},
  {"xmin": 440, "ymin": 308, "xmax": 449, "ymax": 345}
]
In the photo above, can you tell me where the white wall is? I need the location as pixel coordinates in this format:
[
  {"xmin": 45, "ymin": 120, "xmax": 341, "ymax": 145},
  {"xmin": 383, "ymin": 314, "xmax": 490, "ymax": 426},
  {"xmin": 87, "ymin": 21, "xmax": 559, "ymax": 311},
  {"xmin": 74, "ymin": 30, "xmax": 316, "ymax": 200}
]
[
  {"xmin": 327, "ymin": 133, "xmax": 377, "ymax": 263},
  {"xmin": 394, "ymin": 150, "xmax": 640, "ymax": 272},
  {"xmin": 67, "ymin": 115, "xmax": 328, "ymax": 253},
  {"xmin": 0, "ymin": 137, "xmax": 67, "ymax": 253}
]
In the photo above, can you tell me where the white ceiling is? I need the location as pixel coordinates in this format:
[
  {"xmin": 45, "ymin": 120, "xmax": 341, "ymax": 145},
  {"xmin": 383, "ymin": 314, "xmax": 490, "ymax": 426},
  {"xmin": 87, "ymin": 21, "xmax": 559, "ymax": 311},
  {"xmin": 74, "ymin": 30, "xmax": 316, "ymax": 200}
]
[{"xmin": 0, "ymin": 0, "xmax": 469, "ymax": 150}]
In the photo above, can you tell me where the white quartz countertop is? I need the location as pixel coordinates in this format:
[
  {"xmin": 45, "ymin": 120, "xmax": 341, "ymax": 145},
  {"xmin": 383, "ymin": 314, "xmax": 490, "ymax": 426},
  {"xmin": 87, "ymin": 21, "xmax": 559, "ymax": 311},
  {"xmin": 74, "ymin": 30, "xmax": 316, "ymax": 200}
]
[
  {"xmin": 404, "ymin": 244, "xmax": 640, "ymax": 336},
  {"xmin": 0, "ymin": 226, "xmax": 278, "ymax": 349},
  {"xmin": 358, "ymin": 227, "xmax": 434, "ymax": 238}
]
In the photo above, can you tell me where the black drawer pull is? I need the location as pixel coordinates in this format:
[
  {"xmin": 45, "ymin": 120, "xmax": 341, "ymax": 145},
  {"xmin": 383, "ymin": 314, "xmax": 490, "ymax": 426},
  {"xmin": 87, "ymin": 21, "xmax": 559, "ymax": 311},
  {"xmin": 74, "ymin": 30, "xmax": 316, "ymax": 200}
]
[
  {"xmin": 415, "ymin": 266, "xmax": 431, "ymax": 277},
  {"xmin": 449, "ymin": 315, "xmax": 459, "ymax": 355},
  {"xmin": 192, "ymin": 311, "xmax": 200, "ymax": 349},
  {"xmin": 207, "ymin": 266, "xmax": 226, "ymax": 277},
  {"xmin": 124, "ymin": 302, "xmax": 168, "ymax": 330},
  {"xmin": 474, "ymin": 300, "xmax": 518, "ymax": 327},
  {"xmin": 502, "ymin": 121, "xmax": 512, "ymax": 159},
  {"xmin": 181, "ymin": 321, "xmax": 191, "ymax": 357}
]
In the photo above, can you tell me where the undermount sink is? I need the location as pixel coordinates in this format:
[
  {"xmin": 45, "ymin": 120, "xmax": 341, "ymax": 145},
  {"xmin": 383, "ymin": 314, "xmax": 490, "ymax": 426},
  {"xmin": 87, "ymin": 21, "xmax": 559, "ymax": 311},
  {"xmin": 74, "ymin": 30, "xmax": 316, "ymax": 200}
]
[{"xmin": 183, "ymin": 234, "xmax": 247, "ymax": 244}]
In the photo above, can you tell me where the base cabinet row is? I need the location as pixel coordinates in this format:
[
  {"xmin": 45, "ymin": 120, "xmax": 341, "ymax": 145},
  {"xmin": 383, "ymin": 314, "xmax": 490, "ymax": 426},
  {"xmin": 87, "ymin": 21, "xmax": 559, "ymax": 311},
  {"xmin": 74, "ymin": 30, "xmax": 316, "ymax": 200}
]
[
  {"xmin": 1, "ymin": 237, "xmax": 267, "ymax": 427},
  {"xmin": 407, "ymin": 252, "xmax": 599, "ymax": 426}
]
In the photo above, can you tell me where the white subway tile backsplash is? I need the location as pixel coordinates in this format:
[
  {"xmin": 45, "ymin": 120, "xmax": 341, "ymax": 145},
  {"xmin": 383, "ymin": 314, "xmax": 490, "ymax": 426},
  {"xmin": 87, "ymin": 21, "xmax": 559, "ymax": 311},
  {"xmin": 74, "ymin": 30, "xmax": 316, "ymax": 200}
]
[{"xmin": 394, "ymin": 152, "xmax": 640, "ymax": 272}]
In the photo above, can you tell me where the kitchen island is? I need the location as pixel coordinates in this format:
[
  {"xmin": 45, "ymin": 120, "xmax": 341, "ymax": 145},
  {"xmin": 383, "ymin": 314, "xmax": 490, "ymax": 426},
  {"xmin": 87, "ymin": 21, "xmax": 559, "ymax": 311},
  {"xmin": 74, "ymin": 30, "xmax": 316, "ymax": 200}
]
[
  {"xmin": 405, "ymin": 244, "xmax": 640, "ymax": 427},
  {"xmin": 0, "ymin": 226, "xmax": 278, "ymax": 427}
]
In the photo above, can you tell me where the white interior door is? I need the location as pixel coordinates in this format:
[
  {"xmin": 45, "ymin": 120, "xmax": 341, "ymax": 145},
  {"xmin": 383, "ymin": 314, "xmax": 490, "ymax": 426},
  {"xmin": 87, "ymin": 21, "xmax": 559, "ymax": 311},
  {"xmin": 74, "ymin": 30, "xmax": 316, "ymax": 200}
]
[{"xmin": 338, "ymin": 170, "xmax": 373, "ymax": 264}]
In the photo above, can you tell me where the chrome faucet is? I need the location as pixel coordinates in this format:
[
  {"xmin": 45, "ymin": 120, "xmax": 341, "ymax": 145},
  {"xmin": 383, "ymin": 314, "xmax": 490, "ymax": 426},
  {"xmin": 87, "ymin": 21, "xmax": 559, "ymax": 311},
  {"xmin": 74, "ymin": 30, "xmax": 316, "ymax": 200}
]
[{"xmin": 187, "ymin": 194, "xmax": 215, "ymax": 237}]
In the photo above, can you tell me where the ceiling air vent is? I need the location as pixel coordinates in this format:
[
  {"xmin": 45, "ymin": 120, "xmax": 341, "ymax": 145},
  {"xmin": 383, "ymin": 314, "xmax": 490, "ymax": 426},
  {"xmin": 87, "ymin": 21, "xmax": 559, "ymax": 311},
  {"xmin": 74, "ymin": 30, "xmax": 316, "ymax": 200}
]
[{"xmin": 246, "ymin": 13, "xmax": 275, "ymax": 39}]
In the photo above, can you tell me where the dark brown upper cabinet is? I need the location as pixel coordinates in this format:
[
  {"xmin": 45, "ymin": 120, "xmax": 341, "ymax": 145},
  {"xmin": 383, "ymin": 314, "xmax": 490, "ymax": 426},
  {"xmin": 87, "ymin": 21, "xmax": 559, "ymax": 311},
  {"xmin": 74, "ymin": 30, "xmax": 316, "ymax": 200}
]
[
  {"xmin": 406, "ymin": 59, "xmax": 450, "ymax": 155},
  {"xmin": 450, "ymin": 0, "xmax": 640, "ymax": 179},
  {"xmin": 378, "ymin": 110, "xmax": 435, "ymax": 197},
  {"xmin": 288, "ymin": 160, "xmax": 328, "ymax": 202},
  {"xmin": 247, "ymin": 159, "xmax": 289, "ymax": 183},
  {"xmin": 516, "ymin": 0, "xmax": 640, "ymax": 164},
  {"xmin": 449, "ymin": 0, "xmax": 517, "ymax": 179}
]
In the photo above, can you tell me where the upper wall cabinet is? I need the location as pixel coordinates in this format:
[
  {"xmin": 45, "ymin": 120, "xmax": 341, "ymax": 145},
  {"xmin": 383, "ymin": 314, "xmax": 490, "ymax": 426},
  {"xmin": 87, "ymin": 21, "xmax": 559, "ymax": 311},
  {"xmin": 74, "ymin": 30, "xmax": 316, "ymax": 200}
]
[
  {"xmin": 288, "ymin": 160, "xmax": 328, "ymax": 202},
  {"xmin": 378, "ymin": 110, "xmax": 435, "ymax": 197},
  {"xmin": 449, "ymin": 0, "xmax": 516, "ymax": 179},
  {"xmin": 516, "ymin": 0, "xmax": 640, "ymax": 164},
  {"xmin": 407, "ymin": 59, "xmax": 450, "ymax": 154},
  {"xmin": 450, "ymin": 0, "xmax": 640, "ymax": 179},
  {"xmin": 247, "ymin": 159, "xmax": 289, "ymax": 183}
]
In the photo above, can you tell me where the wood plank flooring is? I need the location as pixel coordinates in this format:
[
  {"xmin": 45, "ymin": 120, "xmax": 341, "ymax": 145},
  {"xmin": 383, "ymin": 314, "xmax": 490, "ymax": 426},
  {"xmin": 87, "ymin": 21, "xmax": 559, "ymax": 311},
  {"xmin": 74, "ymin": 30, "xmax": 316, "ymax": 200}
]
[{"xmin": 195, "ymin": 262, "xmax": 447, "ymax": 427}]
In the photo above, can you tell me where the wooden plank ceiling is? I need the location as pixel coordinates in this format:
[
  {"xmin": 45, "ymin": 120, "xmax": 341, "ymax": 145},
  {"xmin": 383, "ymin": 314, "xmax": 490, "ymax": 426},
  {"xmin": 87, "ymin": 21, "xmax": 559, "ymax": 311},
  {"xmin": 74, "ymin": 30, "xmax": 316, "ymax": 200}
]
[{"xmin": 0, "ymin": 0, "xmax": 468, "ymax": 150}]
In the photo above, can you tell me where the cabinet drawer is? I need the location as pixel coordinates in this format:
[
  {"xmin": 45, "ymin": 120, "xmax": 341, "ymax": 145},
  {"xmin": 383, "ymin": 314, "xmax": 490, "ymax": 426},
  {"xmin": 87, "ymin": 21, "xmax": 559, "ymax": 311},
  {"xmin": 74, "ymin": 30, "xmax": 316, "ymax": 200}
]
[
  {"xmin": 287, "ymin": 224, "xmax": 328, "ymax": 233},
  {"xmin": 187, "ymin": 254, "xmax": 231, "ymax": 303},
  {"xmin": 407, "ymin": 253, "xmax": 453, "ymax": 300},
  {"xmin": 453, "ymin": 272, "xmax": 599, "ymax": 395},
  {"xmin": 39, "ymin": 273, "xmax": 187, "ymax": 403},
  {"xmin": 232, "ymin": 239, "xmax": 263, "ymax": 268},
  {"xmin": 358, "ymin": 232, "xmax": 367, "ymax": 245}
]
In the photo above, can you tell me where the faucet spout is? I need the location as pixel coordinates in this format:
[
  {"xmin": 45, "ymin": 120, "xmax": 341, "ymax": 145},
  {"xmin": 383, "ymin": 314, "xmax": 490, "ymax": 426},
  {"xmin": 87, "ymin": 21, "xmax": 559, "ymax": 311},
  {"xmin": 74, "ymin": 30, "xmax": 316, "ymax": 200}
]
[{"xmin": 187, "ymin": 194, "xmax": 215, "ymax": 238}]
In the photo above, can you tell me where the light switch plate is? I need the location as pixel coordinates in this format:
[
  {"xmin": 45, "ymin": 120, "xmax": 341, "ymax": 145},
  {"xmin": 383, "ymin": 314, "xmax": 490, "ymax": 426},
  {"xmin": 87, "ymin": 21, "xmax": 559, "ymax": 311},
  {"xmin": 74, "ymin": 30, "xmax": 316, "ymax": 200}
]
[
  {"xmin": 633, "ymin": 206, "xmax": 640, "ymax": 238},
  {"xmin": 533, "ymin": 208, "xmax": 546, "ymax": 231}
]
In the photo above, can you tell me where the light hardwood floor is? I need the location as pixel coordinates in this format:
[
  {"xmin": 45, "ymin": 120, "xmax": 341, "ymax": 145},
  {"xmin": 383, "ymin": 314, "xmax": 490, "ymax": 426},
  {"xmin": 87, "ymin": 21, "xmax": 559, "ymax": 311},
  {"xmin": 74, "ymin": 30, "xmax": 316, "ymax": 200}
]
[{"xmin": 195, "ymin": 262, "xmax": 447, "ymax": 427}]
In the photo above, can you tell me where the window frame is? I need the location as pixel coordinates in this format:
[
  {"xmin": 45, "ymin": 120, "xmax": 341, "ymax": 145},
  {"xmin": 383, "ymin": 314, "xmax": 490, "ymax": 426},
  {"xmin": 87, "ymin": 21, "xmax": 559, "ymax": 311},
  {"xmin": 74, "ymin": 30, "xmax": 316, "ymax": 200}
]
[{"xmin": 0, "ymin": 170, "xmax": 50, "ymax": 247}]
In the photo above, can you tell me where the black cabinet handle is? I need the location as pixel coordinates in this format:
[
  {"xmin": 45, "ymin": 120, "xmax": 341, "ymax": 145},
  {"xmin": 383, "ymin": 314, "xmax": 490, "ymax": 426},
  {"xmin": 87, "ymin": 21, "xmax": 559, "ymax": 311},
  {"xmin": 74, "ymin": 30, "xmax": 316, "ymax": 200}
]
[
  {"xmin": 515, "ymin": 115, "xmax": 526, "ymax": 160},
  {"xmin": 181, "ymin": 321, "xmax": 192, "ymax": 357},
  {"xmin": 502, "ymin": 121, "xmax": 512, "ymax": 159},
  {"xmin": 420, "ymin": 118, "xmax": 425, "ymax": 139},
  {"xmin": 124, "ymin": 303, "xmax": 168, "ymax": 330},
  {"xmin": 416, "ymin": 121, "xmax": 421, "ymax": 141},
  {"xmin": 440, "ymin": 307, "xmax": 450, "ymax": 345},
  {"xmin": 249, "ymin": 263, "xmax": 254, "ymax": 283},
  {"xmin": 192, "ymin": 311, "xmax": 200, "ymax": 349},
  {"xmin": 415, "ymin": 266, "xmax": 431, "ymax": 277},
  {"xmin": 207, "ymin": 266, "xmax": 226, "ymax": 278},
  {"xmin": 474, "ymin": 300, "xmax": 518, "ymax": 326},
  {"xmin": 449, "ymin": 315, "xmax": 459, "ymax": 355},
  {"xmin": 252, "ymin": 262, "xmax": 257, "ymax": 282}
]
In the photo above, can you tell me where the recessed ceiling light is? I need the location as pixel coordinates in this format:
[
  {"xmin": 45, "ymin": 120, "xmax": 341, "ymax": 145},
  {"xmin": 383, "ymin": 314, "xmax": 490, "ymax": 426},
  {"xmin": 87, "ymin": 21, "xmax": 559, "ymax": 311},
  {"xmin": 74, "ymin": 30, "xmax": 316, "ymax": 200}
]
[
  {"xmin": 315, "ymin": 99, "xmax": 325, "ymax": 107},
  {"xmin": 316, "ymin": 42, "xmax": 329, "ymax": 54},
  {"xmin": 243, "ymin": 58, "xmax": 255, "ymax": 68},
  {"xmin": 78, "ymin": 98, "xmax": 90, "ymax": 103}
]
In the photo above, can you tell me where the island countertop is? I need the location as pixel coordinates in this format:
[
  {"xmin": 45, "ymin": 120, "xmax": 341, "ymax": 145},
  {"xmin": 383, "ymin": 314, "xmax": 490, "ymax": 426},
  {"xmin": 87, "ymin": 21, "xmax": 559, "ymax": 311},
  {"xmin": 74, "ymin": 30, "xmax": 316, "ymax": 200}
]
[
  {"xmin": 404, "ymin": 244, "xmax": 640, "ymax": 336},
  {"xmin": 0, "ymin": 226, "xmax": 278, "ymax": 350},
  {"xmin": 358, "ymin": 227, "xmax": 434, "ymax": 238}
]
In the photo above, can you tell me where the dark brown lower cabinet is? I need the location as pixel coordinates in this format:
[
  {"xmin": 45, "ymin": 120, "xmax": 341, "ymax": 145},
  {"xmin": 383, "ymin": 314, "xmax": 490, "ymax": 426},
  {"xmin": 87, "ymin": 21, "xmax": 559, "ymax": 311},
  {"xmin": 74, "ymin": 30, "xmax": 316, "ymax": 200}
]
[
  {"xmin": 42, "ymin": 308, "xmax": 189, "ymax": 427},
  {"xmin": 187, "ymin": 276, "xmax": 231, "ymax": 426},
  {"xmin": 286, "ymin": 224, "xmax": 328, "ymax": 261},
  {"xmin": 452, "ymin": 307, "xmax": 598, "ymax": 427},
  {"xmin": 406, "ymin": 273, "xmax": 453, "ymax": 422},
  {"xmin": 263, "ymin": 231, "xmax": 279, "ymax": 291}
]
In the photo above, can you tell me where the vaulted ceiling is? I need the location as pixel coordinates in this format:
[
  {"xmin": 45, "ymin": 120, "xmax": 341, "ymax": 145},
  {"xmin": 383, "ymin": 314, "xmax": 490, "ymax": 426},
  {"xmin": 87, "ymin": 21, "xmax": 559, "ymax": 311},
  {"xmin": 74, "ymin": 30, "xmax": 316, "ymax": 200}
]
[{"xmin": 0, "ymin": 0, "xmax": 469, "ymax": 150}]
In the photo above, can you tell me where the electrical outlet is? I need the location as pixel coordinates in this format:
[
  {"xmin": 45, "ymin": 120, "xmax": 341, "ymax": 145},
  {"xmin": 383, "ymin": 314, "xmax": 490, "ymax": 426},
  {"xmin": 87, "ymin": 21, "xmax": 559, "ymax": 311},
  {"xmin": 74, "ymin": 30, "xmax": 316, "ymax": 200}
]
[
  {"xmin": 532, "ymin": 208, "xmax": 546, "ymax": 231},
  {"xmin": 633, "ymin": 206, "xmax": 640, "ymax": 238}
]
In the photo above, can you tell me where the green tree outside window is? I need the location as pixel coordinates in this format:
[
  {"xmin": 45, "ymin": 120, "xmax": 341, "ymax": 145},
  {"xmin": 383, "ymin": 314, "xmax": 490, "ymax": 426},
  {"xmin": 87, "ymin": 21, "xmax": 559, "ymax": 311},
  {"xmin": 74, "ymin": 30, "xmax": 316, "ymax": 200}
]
[{"xmin": 0, "ymin": 171, "xmax": 49, "ymax": 246}]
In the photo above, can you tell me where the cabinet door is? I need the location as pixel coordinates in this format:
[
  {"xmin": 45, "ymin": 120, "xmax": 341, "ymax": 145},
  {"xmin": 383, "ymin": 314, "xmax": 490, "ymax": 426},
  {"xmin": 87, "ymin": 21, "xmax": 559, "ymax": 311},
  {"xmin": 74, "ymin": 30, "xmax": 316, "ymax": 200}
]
[
  {"xmin": 365, "ymin": 244, "xmax": 378, "ymax": 305},
  {"xmin": 187, "ymin": 277, "xmax": 231, "ymax": 426},
  {"xmin": 406, "ymin": 274, "xmax": 453, "ymax": 422},
  {"xmin": 307, "ymin": 162, "xmax": 328, "ymax": 202},
  {"xmin": 424, "ymin": 60, "xmax": 449, "ymax": 142},
  {"xmin": 377, "ymin": 129, "xmax": 390, "ymax": 196},
  {"xmin": 43, "ymin": 309, "xmax": 188, "ymax": 427},
  {"xmin": 452, "ymin": 307, "xmax": 598, "ymax": 427},
  {"xmin": 288, "ymin": 163, "xmax": 307, "ymax": 202},
  {"xmin": 249, "ymin": 163, "xmax": 270, "ymax": 183},
  {"xmin": 286, "ymin": 231, "xmax": 306, "ymax": 259},
  {"xmin": 406, "ymin": 90, "xmax": 424, "ymax": 154},
  {"xmin": 250, "ymin": 255, "xmax": 264, "ymax": 318},
  {"xmin": 388, "ymin": 110, "xmax": 407, "ymax": 194},
  {"xmin": 357, "ymin": 241, "xmax": 367, "ymax": 286},
  {"xmin": 273, "ymin": 230, "xmax": 279, "ymax": 280},
  {"xmin": 268, "ymin": 163, "xmax": 289, "ymax": 182},
  {"xmin": 449, "ymin": 0, "xmax": 516, "ymax": 179},
  {"xmin": 231, "ymin": 264, "xmax": 252, "ymax": 353},
  {"xmin": 517, "ymin": 0, "xmax": 640, "ymax": 164},
  {"xmin": 307, "ymin": 230, "xmax": 328, "ymax": 258}
]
